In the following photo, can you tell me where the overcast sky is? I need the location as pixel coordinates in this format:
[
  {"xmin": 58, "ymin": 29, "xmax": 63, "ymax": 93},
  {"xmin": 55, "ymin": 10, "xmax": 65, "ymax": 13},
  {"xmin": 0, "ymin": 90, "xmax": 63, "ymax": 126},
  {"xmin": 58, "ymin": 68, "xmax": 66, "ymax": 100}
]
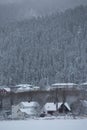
[
  {"xmin": 0, "ymin": 0, "xmax": 87, "ymax": 9},
  {"xmin": 0, "ymin": 0, "xmax": 87, "ymax": 6},
  {"xmin": 0, "ymin": 0, "xmax": 87, "ymax": 24}
]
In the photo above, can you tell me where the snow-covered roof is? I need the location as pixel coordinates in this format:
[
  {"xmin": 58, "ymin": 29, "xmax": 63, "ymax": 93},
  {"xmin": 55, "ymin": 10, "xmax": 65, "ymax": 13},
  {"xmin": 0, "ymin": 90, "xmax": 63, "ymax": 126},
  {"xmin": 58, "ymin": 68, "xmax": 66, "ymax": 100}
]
[
  {"xmin": 52, "ymin": 83, "xmax": 77, "ymax": 86},
  {"xmin": 15, "ymin": 84, "xmax": 34, "ymax": 92},
  {"xmin": 0, "ymin": 87, "xmax": 11, "ymax": 92},
  {"xmin": 51, "ymin": 83, "xmax": 77, "ymax": 88},
  {"xmin": 19, "ymin": 108, "xmax": 34, "ymax": 115},
  {"xmin": 56, "ymin": 102, "xmax": 71, "ymax": 111},
  {"xmin": 20, "ymin": 101, "xmax": 39, "ymax": 108},
  {"xmin": 3, "ymin": 87, "xmax": 11, "ymax": 92},
  {"xmin": 16, "ymin": 84, "xmax": 33, "ymax": 88},
  {"xmin": 58, "ymin": 103, "xmax": 63, "ymax": 109},
  {"xmin": 80, "ymin": 82, "xmax": 87, "ymax": 85},
  {"xmin": 17, "ymin": 87, "xmax": 33, "ymax": 92},
  {"xmin": 64, "ymin": 102, "xmax": 71, "ymax": 111},
  {"xmin": 20, "ymin": 102, "xmax": 31, "ymax": 108}
]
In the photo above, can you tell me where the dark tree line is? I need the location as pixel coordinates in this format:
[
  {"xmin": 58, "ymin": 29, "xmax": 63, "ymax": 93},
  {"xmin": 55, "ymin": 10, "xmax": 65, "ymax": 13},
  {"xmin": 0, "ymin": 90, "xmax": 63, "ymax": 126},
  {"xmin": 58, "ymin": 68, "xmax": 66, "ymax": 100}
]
[{"xmin": 0, "ymin": 5, "xmax": 87, "ymax": 87}]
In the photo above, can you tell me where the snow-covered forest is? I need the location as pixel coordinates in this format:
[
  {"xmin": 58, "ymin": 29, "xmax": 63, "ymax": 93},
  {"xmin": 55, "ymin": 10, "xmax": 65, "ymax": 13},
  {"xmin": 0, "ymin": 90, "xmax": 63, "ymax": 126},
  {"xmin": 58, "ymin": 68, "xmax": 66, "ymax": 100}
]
[{"xmin": 0, "ymin": 5, "xmax": 87, "ymax": 86}]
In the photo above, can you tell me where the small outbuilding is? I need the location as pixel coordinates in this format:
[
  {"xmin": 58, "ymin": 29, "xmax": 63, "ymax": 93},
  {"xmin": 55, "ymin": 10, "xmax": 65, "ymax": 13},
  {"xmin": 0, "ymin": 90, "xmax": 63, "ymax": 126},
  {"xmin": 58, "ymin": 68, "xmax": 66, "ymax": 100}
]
[{"xmin": 43, "ymin": 102, "xmax": 71, "ymax": 115}]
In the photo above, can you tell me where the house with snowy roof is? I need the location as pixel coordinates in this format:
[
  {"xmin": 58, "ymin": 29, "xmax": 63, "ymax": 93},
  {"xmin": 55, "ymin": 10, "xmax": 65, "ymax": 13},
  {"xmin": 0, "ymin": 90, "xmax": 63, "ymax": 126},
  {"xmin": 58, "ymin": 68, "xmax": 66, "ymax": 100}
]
[
  {"xmin": 11, "ymin": 84, "xmax": 34, "ymax": 93},
  {"xmin": 0, "ymin": 86, "xmax": 11, "ymax": 95},
  {"xmin": 51, "ymin": 83, "xmax": 77, "ymax": 90},
  {"xmin": 12, "ymin": 101, "xmax": 40, "ymax": 119},
  {"xmin": 43, "ymin": 102, "xmax": 71, "ymax": 115}
]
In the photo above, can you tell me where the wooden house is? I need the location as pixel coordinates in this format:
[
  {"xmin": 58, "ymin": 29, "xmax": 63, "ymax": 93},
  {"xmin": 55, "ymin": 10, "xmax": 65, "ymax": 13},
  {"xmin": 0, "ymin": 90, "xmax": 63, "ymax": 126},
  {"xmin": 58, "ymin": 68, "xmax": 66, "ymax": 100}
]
[
  {"xmin": 12, "ymin": 101, "xmax": 40, "ymax": 119},
  {"xmin": 43, "ymin": 102, "xmax": 71, "ymax": 115}
]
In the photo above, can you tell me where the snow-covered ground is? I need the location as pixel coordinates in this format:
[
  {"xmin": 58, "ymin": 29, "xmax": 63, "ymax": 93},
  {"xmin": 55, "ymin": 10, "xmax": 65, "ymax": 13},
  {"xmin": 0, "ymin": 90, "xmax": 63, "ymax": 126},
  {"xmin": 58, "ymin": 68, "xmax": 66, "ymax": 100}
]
[{"xmin": 0, "ymin": 119, "xmax": 87, "ymax": 130}]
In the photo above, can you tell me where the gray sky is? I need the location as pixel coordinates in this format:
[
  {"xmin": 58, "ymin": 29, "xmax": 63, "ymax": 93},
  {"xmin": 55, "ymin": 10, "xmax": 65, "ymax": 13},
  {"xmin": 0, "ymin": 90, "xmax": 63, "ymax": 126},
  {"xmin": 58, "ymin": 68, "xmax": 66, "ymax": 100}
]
[
  {"xmin": 0, "ymin": 0, "xmax": 87, "ymax": 24},
  {"xmin": 0, "ymin": 0, "xmax": 87, "ymax": 6}
]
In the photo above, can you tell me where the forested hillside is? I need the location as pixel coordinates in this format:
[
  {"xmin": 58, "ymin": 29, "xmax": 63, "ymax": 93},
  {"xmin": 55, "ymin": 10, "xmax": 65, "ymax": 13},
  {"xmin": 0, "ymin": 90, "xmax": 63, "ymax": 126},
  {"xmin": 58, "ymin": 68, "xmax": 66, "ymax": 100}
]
[{"xmin": 0, "ymin": 5, "xmax": 87, "ymax": 86}]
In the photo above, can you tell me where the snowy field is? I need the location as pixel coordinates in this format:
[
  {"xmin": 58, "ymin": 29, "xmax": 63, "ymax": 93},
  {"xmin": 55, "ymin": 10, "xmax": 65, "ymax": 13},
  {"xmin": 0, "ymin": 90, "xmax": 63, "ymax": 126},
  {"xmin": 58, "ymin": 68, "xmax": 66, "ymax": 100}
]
[{"xmin": 0, "ymin": 119, "xmax": 87, "ymax": 130}]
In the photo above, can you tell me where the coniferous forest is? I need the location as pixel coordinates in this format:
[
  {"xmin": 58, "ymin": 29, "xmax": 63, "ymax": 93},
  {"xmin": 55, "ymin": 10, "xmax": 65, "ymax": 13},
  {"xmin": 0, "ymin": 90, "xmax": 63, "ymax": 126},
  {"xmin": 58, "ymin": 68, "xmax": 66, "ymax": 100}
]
[{"xmin": 0, "ymin": 5, "xmax": 87, "ymax": 86}]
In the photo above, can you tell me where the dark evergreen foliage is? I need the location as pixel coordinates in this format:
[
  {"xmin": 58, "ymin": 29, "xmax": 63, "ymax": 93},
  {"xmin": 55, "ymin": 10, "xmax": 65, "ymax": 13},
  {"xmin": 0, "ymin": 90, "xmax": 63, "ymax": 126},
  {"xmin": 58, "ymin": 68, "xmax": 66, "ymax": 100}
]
[{"xmin": 0, "ymin": 5, "xmax": 87, "ymax": 86}]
